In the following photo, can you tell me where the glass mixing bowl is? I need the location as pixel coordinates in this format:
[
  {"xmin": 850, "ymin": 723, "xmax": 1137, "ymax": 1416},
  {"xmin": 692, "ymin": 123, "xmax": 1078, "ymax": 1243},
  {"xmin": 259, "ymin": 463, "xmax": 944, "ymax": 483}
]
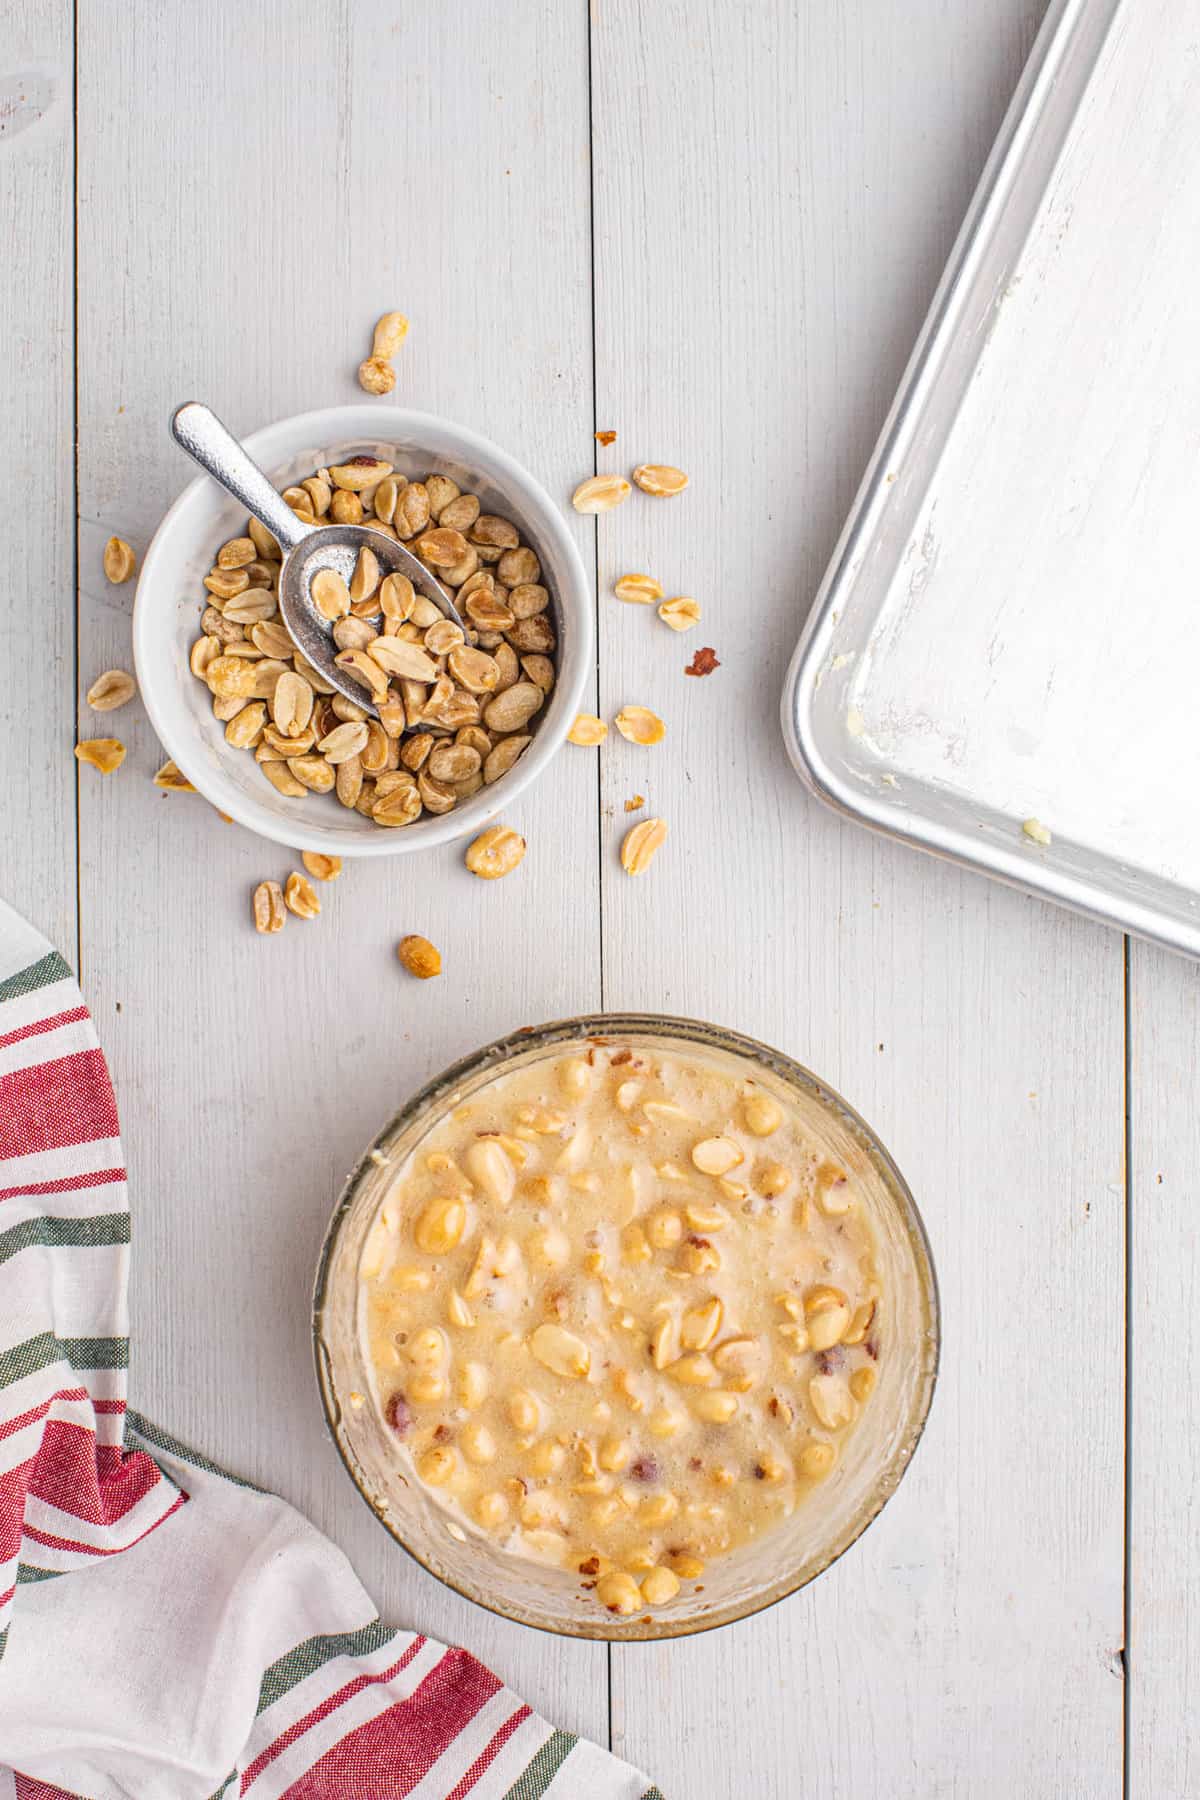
[{"xmin": 313, "ymin": 1014, "xmax": 939, "ymax": 1640}]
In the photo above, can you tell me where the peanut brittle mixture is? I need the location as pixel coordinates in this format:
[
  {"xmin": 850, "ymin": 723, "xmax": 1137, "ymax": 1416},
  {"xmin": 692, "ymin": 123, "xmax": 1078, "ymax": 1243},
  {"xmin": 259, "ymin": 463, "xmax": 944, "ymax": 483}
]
[
  {"xmin": 188, "ymin": 463, "xmax": 557, "ymax": 829},
  {"xmin": 359, "ymin": 1043, "xmax": 882, "ymax": 1618}
]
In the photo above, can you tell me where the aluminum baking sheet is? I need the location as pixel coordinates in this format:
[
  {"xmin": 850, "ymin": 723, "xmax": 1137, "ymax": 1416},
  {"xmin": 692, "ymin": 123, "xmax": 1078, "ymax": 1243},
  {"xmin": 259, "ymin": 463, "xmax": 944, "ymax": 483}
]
[{"xmin": 782, "ymin": 0, "xmax": 1200, "ymax": 958}]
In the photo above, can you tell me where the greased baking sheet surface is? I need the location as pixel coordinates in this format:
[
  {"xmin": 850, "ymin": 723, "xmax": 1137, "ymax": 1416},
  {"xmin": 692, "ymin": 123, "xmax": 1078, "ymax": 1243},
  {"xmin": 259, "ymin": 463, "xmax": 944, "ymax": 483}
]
[{"xmin": 784, "ymin": 0, "xmax": 1200, "ymax": 956}]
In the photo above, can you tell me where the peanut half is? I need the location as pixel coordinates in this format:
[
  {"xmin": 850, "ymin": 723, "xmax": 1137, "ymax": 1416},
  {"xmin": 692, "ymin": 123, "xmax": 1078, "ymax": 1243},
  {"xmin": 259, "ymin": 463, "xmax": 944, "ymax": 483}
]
[
  {"xmin": 86, "ymin": 669, "xmax": 137, "ymax": 712},
  {"xmin": 251, "ymin": 880, "xmax": 285, "ymax": 934},
  {"xmin": 301, "ymin": 851, "xmax": 342, "ymax": 882},
  {"xmin": 284, "ymin": 871, "xmax": 321, "ymax": 919},
  {"xmin": 75, "ymin": 738, "xmax": 125, "ymax": 774},
  {"xmin": 398, "ymin": 934, "xmax": 442, "ymax": 979},
  {"xmin": 572, "ymin": 474, "xmax": 632, "ymax": 513},
  {"xmin": 358, "ymin": 358, "xmax": 396, "ymax": 396},
  {"xmin": 152, "ymin": 759, "xmax": 195, "ymax": 791},
  {"xmin": 465, "ymin": 825, "xmax": 526, "ymax": 880},
  {"xmin": 614, "ymin": 706, "xmax": 665, "ymax": 747},
  {"xmin": 103, "ymin": 537, "xmax": 137, "ymax": 583},
  {"xmin": 620, "ymin": 817, "xmax": 667, "ymax": 875},
  {"xmin": 658, "ymin": 596, "xmax": 701, "ymax": 632},
  {"xmin": 613, "ymin": 573, "xmax": 663, "ymax": 605},
  {"xmin": 632, "ymin": 463, "xmax": 688, "ymax": 496},
  {"xmin": 568, "ymin": 713, "xmax": 608, "ymax": 747}
]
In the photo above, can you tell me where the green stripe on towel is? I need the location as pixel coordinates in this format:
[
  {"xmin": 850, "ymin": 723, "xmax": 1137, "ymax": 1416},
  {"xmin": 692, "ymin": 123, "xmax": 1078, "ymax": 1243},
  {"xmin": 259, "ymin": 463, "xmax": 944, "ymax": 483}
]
[
  {"xmin": 0, "ymin": 949, "xmax": 73, "ymax": 1006},
  {"xmin": 255, "ymin": 1619, "xmax": 398, "ymax": 1713},
  {"xmin": 504, "ymin": 1729, "xmax": 578, "ymax": 1798},
  {"xmin": 0, "ymin": 1331, "xmax": 128, "ymax": 1389},
  {"xmin": 125, "ymin": 1410, "xmax": 265, "ymax": 1493},
  {"xmin": 0, "ymin": 1212, "xmax": 129, "ymax": 1269}
]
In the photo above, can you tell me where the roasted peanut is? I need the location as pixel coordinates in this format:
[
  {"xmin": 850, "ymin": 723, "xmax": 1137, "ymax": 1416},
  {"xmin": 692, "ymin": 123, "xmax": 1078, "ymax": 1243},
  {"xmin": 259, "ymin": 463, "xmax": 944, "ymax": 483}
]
[
  {"xmin": 414, "ymin": 1196, "xmax": 466, "ymax": 1254},
  {"xmin": 632, "ymin": 463, "xmax": 688, "ymax": 496},
  {"xmin": 613, "ymin": 573, "xmax": 663, "ymax": 605},
  {"xmin": 620, "ymin": 817, "xmax": 667, "ymax": 875},
  {"xmin": 75, "ymin": 738, "xmax": 125, "ymax": 774},
  {"xmin": 465, "ymin": 824, "xmax": 526, "ymax": 880},
  {"xmin": 658, "ymin": 596, "xmax": 701, "ymax": 631},
  {"xmin": 103, "ymin": 536, "xmax": 137, "ymax": 583},
  {"xmin": 251, "ymin": 880, "xmax": 285, "ymax": 934},
  {"xmin": 614, "ymin": 705, "xmax": 665, "ymax": 747},
  {"xmin": 572, "ymin": 474, "xmax": 632, "ymax": 513},
  {"xmin": 86, "ymin": 669, "xmax": 137, "ymax": 712},
  {"xmin": 398, "ymin": 935, "xmax": 442, "ymax": 980}
]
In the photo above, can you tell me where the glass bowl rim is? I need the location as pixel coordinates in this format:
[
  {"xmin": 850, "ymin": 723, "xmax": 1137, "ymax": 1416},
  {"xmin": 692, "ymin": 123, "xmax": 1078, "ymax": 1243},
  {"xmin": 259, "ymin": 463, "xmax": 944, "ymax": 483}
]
[{"xmin": 312, "ymin": 1011, "xmax": 941, "ymax": 1641}]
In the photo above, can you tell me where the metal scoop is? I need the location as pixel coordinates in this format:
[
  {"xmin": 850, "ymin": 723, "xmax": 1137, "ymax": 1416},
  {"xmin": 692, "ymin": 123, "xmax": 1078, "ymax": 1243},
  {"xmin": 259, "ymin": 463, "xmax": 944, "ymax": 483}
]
[{"xmin": 171, "ymin": 402, "xmax": 463, "ymax": 717}]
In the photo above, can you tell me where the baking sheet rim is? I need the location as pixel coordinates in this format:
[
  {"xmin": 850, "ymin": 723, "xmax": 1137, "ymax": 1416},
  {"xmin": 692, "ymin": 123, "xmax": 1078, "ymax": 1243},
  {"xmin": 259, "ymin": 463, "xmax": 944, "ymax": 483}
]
[{"xmin": 778, "ymin": 0, "xmax": 1200, "ymax": 956}]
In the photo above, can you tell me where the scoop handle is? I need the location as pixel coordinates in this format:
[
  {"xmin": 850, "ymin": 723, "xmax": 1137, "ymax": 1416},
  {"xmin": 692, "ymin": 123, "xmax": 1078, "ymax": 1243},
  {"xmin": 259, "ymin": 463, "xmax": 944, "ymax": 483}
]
[{"xmin": 171, "ymin": 402, "xmax": 310, "ymax": 555}]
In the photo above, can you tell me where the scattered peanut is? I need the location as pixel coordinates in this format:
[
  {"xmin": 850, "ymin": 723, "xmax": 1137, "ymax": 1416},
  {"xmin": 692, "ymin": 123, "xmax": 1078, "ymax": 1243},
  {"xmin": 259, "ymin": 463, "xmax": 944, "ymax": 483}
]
[
  {"xmin": 251, "ymin": 880, "xmax": 285, "ymax": 934},
  {"xmin": 86, "ymin": 669, "xmax": 137, "ymax": 712},
  {"xmin": 568, "ymin": 713, "xmax": 608, "ymax": 746},
  {"xmin": 620, "ymin": 817, "xmax": 667, "ymax": 875},
  {"xmin": 632, "ymin": 464, "xmax": 689, "ymax": 497},
  {"xmin": 614, "ymin": 573, "xmax": 663, "ymax": 605},
  {"xmin": 301, "ymin": 851, "xmax": 342, "ymax": 881},
  {"xmin": 397, "ymin": 935, "xmax": 442, "ymax": 979},
  {"xmin": 572, "ymin": 474, "xmax": 632, "ymax": 513},
  {"xmin": 152, "ymin": 759, "xmax": 195, "ymax": 791},
  {"xmin": 75, "ymin": 738, "xmax": 125, "ymax": 774},
  {"xmin": 465, "ymin": 824, "xmax": 526, "ymax": 880},
  {"xmin": 358, "ymin": 357, "xmax": 396, "ymax": 395},
  {"xmin": 102, "ymin": 537, "xmax": 137, "ymax": 583},
  {"xmin": 657, "ymin": 597, "xmax": 701, "ymax": 632},
  {"xmin": 284, "ymin": 871, "xmax": 320, "ymax": 918},
  {"xmin": 614, "ymin": 705, "xmax": 665, "ymax": 747},
  {"xmin": 372, "ymin": 311, "xmax": 410, "ymax": 360}
]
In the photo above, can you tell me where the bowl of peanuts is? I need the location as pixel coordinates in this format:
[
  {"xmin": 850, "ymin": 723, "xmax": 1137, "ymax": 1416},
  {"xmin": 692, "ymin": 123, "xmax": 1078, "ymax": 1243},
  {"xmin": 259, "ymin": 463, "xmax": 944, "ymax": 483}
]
[
  {"xmin": 314, "ymin": 1015, "xmax": 939, "ymax": 1639},
  {"xmin": 133, "ymin": 404, "xmax": 592, "ymax": 854}
]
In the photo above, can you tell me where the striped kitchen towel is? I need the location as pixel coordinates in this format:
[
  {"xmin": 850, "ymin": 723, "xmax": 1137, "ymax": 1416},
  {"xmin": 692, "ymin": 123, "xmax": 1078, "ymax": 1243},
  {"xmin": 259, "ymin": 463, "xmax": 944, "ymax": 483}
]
[{"xmin": 0, "ymin": 899, "xmax": 659, "ymax": 1800}]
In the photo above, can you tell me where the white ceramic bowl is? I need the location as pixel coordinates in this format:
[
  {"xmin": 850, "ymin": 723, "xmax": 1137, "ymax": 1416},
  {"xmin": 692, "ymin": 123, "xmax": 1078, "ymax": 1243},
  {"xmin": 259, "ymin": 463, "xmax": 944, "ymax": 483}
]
[{"xmin": 133, "ymin": 405, "xmax": 592, "ymax": 856}]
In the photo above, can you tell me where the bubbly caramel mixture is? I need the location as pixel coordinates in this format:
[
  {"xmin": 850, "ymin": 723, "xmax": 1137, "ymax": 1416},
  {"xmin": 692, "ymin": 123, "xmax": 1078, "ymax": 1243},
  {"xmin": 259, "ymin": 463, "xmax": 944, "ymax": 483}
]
[{"xmin": 359, "ymin": 1044, "xmax": 882, "ymax": 1617}]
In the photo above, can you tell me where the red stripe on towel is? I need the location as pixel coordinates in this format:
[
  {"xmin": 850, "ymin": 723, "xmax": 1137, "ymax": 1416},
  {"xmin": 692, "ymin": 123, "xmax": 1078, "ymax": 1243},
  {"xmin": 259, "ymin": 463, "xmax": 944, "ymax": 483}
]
[
  {"xmin": 271, "ymin": 1647, "xmax": 503, "ymax": 1798},
  {"xmin": 0, "ymin": 1005, "xmax": 90, "ymax": 1051},
  {"xmin": 15, "ymin": 1775, "xmax": 82, "ymax": 1799},
  {"xmin": 30, "ymin": 1422, "xmax": 163, "ymax": 1527},
  {"xmin": 0, "ymin": 1166, "xmax": 125, "ymax": 1204},
  {"xmin": 241, "ymin": 1637, "xmax": 432, "ymax": 1792},
  {"xmin": 0, "ymin": 1050, "xmax": 119, "ymax": 1162},
  {"xmin": 444, "ymin": 1702, "xmax": 532, "ymax": 1798},
  {"xmin": 0, "ymin": 1388, "xmax": 90, "ymax": 1442},
  {"xmin": 23, "ymin": 1488, "xmax": 185, "ymax": 1557}
]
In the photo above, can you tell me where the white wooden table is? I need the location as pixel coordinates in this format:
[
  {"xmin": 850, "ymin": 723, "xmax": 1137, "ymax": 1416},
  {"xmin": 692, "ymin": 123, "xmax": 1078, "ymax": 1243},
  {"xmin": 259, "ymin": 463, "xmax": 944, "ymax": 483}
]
[{"xmin": 4, "ymin": 0, "xmax": 1194, "ymax": 1793}]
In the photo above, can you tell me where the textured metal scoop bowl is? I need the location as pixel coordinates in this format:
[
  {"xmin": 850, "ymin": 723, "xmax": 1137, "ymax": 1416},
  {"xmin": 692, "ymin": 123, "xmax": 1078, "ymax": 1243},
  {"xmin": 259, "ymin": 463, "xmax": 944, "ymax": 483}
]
[{"xmin": 170, "ymin": 401, "xmax": 462, "ymax": 718}]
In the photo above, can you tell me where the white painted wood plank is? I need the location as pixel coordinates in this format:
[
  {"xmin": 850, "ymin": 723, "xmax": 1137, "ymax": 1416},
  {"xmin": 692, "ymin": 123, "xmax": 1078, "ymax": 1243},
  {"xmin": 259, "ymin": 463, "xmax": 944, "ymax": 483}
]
[
  {"xmin": 592, "ymin": 2, "xmax": 1126, "ymax": 1794},
  {"xmin": 0, "ymin": 8, "xmax": 76, "ymax": 953},
  {"xmin": 75, "ymin": 0, "xmax": 606, "ymax": 1742},
  {"xmin": 1128, "ymin": 942, "xmax": 1199, "ymax": 1798}
]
